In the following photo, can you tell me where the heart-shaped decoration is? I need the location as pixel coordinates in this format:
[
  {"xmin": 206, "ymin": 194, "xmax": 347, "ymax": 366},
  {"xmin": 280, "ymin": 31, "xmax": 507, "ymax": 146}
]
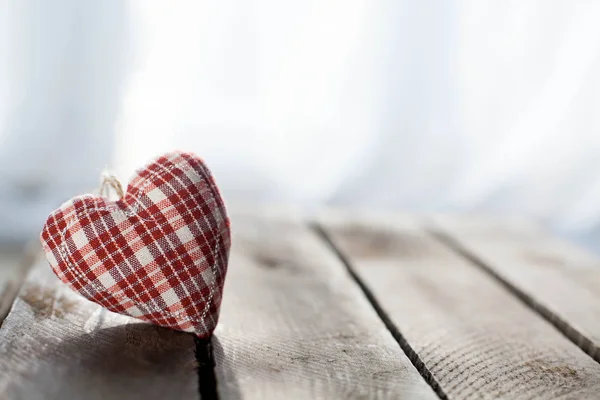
[{"xmin": 40, "ymin": 151, "xmax": 230, "ymax": 338}]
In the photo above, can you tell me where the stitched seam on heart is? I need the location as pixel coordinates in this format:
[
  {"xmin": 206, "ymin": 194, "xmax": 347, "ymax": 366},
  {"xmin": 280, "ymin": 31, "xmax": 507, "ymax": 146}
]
[
  {"xmin": 55, "ymin": 160, "xmax": 222, "ymax": 325},
  {"xmin": 191, "ymin": 159, "xmax": 226, "ymax": 323},
  {"xmin": 56, "ymin": 221, "xmax": 220, "ymax": 324},
  {"xmin": 56, "ymin": 233, "xmax": 219, "ymax": 324}
]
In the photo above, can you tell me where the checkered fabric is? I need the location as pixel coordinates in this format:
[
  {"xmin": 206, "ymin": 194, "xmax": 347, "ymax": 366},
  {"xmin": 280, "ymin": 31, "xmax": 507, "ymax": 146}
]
[{"xmin": 40, "ymin": 151, "xmax": 231, "ymax": 338}]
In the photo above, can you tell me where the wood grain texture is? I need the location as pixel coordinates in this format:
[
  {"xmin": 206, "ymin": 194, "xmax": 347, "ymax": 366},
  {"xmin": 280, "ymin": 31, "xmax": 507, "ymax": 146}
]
[
  {"xmin": 431, "ymin": 215, "xmax": 600, "ymax": 363},
  {"xmin": 213, "ymin": 213, "xmax": 437, "ymax": 400},
  {"xmin": 319, "ymin": 213, "xmax": 600, "ymax": 399},
  {"xmin": 0, "ymin": 250, "xmax": 199, "ymax": 400},
  {"xmin": 0, "ymin": 245, "xmax": 33, "ymax": 325}
]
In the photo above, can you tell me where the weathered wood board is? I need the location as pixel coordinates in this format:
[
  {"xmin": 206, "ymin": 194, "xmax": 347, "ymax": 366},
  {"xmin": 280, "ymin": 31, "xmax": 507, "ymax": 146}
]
[
  {"xmin": 4, "ymin": 210, "xmax": 600, "ymax": 400},
  {"xmin": 0, "ymin": 245, "xmax": 33, "ymax": 325},
  {"xmin": 0, "ymin": 251, "xmax": 199, "ymax": 400},
  {"xmin": 213, "ymin": 213, "xmax": 437, "ymax": 399},
  {"xmin": 431, "ymin": 215, "xmax": 600, "ymax": 362},
  {"xmin": 319, "ymin": 213, "xmax": 600, "ymax": 399}
]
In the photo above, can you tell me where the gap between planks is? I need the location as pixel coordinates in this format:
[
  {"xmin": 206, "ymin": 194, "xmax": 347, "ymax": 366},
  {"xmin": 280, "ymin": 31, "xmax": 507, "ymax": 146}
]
[
  {"xmin": 312, "ymin": 223, "xmax": 448, "ymax": 400},
  {"xmin": 317, "ymin": 213, "xmax": 600, "ymax": 399},
  {"xmin": 429, "ymin": 226, "xmax": 600, "ymax": 366},
  {"xmin": 212, "ymin": 212, "xmax": 438, "ymax": 399},
  {"xmin": 195, "ymin": 337, "xmax": 219, "ymax": 400},
  {"xmin": 429, "ymin": 215, "xmax": 600, "ymax": 365}
]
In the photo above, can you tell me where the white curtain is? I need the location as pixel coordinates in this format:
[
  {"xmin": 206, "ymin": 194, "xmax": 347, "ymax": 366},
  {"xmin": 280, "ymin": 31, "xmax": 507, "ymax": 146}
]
[
  {"xmin": 0, "ymin": 0, "xmax": 129, "ymax": 242},
  {"xmin": 2, "ymin": 1, "xmax": 600, "ymax": 247}
]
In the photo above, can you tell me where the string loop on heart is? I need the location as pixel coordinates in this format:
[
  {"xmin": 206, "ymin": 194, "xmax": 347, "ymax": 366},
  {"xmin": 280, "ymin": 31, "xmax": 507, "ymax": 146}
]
[{"xmin": 99, "ymin": 171, "xmax": 125, "ymax": 200}]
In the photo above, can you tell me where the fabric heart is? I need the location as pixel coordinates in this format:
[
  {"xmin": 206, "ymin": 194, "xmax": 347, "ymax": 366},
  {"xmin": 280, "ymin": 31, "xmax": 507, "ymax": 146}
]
[{"xmin": 40, "ymin": 151, "xmax": 231, "ymax": 338}]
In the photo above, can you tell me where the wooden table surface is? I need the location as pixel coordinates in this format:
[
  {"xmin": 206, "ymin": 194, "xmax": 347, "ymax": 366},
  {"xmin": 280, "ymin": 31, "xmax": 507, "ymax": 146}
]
[{"xmin": 1, "ymin": 210, "xmax": 600, "ymax": 399}]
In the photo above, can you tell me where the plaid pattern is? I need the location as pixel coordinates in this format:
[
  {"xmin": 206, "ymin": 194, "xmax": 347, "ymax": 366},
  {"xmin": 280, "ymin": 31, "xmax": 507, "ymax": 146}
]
[{"xmin": 40, "ymin": 151, "xmax": 231, "ymax": 338}]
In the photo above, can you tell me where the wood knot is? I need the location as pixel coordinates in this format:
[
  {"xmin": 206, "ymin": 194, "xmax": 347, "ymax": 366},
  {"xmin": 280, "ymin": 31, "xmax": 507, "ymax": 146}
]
[
  {"xmin": 521, "ymin": 251, "xmax": 565, "ymax": 268},
  {"xmin": 336, "ymin": 224, "xmax": 431, "ymax": 258},
  {"xmin": 252, "ymin": 249, "xmax": 301, "ymax": 273}
]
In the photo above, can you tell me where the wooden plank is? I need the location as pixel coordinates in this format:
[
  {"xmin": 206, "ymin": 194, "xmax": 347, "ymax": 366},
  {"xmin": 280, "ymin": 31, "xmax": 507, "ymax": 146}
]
[
  {"xmin": 0, "ymin": 243, "xmax": 38, "ymax": 325},
  {"xmin": 431, "ymin": 215, "xmax": 600, "ymax": 363},
  {"xmin": 0, "ymin": 248, "xmax": 199, "ymax": 400},
  {"xmin": 213, "ymin": 213, "xmax": 437, "ymax": 400},
  {"xmin": 319, "ymin": 213, "xmax": 600, "ymax": 399}
]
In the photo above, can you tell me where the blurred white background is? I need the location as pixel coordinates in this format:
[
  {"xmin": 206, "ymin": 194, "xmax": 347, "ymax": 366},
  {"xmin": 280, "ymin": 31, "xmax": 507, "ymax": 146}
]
[{"xmin": 1, "ymin": 1, "xmax": 600, "ymax": 248}]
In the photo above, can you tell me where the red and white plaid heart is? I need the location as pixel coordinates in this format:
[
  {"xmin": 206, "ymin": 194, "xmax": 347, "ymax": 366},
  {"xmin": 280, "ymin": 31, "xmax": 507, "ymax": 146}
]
[{"xmin": 40, "ymin": 151, "xmax": 230, "ymax": 338}]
